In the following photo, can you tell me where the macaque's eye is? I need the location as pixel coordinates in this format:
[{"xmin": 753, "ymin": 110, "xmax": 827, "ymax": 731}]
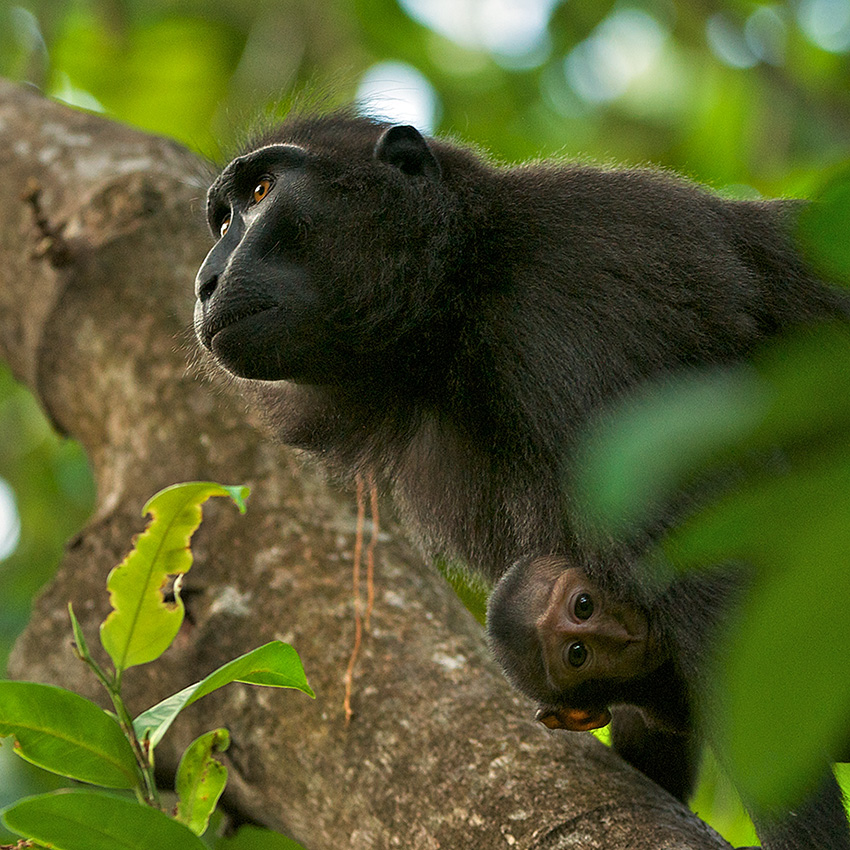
[
  {"xmin": 566, "ymin": 641, "xmax": 588, "ymax": 668},
  {"xmin": 219, "ymin": 215, "xmax": 231, "ymax": 238},
  {"xmin": 574, "ymin": 593, "xmax": 594, "ymax": 620},
  {"xmin": 251, "ymin": 178, "xmax": 273, "ymax": 205}
]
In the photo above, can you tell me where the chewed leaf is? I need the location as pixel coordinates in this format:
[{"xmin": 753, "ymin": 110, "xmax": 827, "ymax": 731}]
[
  {"xmin": 100, "ymin": 482, "xmax": 249, "ymax": 673},
  {"xmin": 133, "ymin": 641, "xmax": 313, "ymax": 748},
  {"xmin": 0, "ymin": 682, "xmax": 138, "ymax": 789},
  {"xmin": 175, "ymin": 729, "xmax": 230, "ymax": 835}
]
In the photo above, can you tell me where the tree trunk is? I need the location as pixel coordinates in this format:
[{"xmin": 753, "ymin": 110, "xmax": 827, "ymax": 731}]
[{"xmin": 0, "ymin": 78, "xmax": 730, "ymax": 850}]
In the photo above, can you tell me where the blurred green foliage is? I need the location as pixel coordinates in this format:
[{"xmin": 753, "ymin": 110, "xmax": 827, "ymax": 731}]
[
  {"xmin": 0, "ymin": 364, "xmax": 94, "ymax": 673},
  {"xmin": 1, "ymin": 0, "xmax": 850, "ymax": 845},
  {"xmin": 574, "ymin": 168, "xmax": 850, "ymax": 813}
]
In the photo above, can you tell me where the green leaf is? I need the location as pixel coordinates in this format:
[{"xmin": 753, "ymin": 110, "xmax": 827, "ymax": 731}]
[
  {"xmin": 175, "ymin": 729, "xmax": 229, "ymax": 835},
  {"xmin": 2, "ymin": 789, "xmax": 207, "ymax": 849},
  {"xmin": 0, "ymin": 681, "xmax": 139, "ymax": 789},
  {"xmin": 573, "ymin": 367, "xmax": 768, "ymax": 536},
  {"xmin": 797, "ymin": 164, "xmax": 850, "ymax": 284},
  {"xmin": 133, "ymin": 641, "xmax": 313, "ymax": 748},
  {"xmin": 571, "ymin": 322, "xmax": 850, "ymax": 811},
  {"xmin": 668, "ymin": 448, "xmax": 850, "ymax": 810},
  {"xmin": 721, "ymin": 561, "xmax": 850, "ymax": 812},
  {"xmin": 436, "ymin": 558, "xmax": 490, "ymax": 626},
  {"xmin": 100, "ymin": 482, "xmax": 249, "ymax": 673},
  {"xmin": 217, "ymin": 824, "xmax": 307, "ymax": 850},
  {"xmin": 68, "ymin": 603, "xmax": 92, "ymax": 663},
  {"xmin": 574, "ymin": 324, "xmax": 850, "ymax": 537},
  {"xmin": 747, "ymin": 324, "xmax": 850, "ymax": 452}
]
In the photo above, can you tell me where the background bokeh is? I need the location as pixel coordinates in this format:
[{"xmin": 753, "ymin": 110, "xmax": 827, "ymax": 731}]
[{"xmin": 2, "ymin": 1, "xmax": 850, "ymax": 845}]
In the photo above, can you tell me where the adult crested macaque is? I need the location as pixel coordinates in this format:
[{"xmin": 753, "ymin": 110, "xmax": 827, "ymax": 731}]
[{"xmin": 193, "ymin": 113, "xmax": 850, "ymax": 849}]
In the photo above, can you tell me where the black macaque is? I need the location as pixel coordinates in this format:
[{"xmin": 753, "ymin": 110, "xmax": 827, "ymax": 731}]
[{"xmin": 193, "ymin": 113, "xmax": 850, "ymax": 849}]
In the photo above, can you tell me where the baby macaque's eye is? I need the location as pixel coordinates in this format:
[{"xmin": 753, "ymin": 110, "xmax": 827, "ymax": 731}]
[
  {"xmin": 574, "ymin": 593, "xmax": 594, "ymax": 620},
  {"xmin": 566, "ymin": 641, "xmax": 588, "ymax": 668}
]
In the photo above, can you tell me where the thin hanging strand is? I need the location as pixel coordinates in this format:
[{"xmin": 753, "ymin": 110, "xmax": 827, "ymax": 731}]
[
  {"xmin": 343, "ymin": 475, "xmax": 366, "ymax": 726},
  {"xmin": 365, "ymin": 472, "xmax": 379, "ymax": 630}
]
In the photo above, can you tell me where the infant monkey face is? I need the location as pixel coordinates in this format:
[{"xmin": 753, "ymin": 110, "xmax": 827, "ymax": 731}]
[
  {"xmin": 534, "ymin": 563, "xmax": 649, "ymax": 695},
  {"xmin": 488, "ymin": 556, "xmax": 654, "ymax": 732}
]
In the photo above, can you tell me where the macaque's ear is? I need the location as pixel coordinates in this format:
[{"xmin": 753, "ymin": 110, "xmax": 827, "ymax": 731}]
[
  {"xmin": 374, "ymin": 125, "xmax": 441, "ymax": 180},
  {"xmin": 535, "ymin": 705, "xmax": 612, "ymax": 732}
]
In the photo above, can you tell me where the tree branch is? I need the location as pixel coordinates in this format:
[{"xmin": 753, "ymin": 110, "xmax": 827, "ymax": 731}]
[{"xmin": 0, "ymin": 79, "xmax": 730, "ymax": 850}]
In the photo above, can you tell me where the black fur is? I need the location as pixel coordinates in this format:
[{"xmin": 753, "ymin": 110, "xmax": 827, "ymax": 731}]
[{"xmin": 194, "ymin": 113, "xmax": 850, "ymax": 849}]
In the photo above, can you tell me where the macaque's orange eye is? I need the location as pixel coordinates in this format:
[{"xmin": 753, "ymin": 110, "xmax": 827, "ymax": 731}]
[
  {"xmin": 219, "ymin": 215, "xmax": 231, "ymax": 238},
  {"xmin": 252, "ymin": 178, "xmax": 272, "ymax": 204},
  {"xmin": 574, "ymin": 593, "xmax": 594, "ymax": 620},
  {"xmin": 566, "ymin": 641, "xmax": 588, "ymax": 668}
]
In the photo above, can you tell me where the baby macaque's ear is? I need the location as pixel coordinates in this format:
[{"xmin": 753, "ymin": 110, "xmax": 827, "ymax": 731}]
[{"xmin": 535, "ymin": 705, "xmax": 612, "ymax": 732}]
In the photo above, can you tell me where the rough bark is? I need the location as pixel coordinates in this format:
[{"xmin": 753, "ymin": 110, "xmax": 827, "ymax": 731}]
[{"xmin": 0, "ymin": 79, "xmax": 730, "ymax": 850}]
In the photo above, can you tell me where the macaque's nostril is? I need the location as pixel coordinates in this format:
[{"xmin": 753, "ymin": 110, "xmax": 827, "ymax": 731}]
[{"xmin": 197, "ymin": 273, "xmax": 218, "ymax": 303}]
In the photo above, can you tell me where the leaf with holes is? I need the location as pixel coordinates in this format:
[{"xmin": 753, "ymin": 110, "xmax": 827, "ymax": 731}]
[
  {"xmin": 175, "ymin": 728, "xmax": 229, "ymax": 835},
  {"xmin": 99, "ymin": 481, "xmax": 249, "ymax": 673}
]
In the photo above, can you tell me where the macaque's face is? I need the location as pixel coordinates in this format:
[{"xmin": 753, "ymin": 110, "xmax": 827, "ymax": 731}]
[{"xmin": 527, "ymin": 562, "xmax": 651, "ymax": 731}]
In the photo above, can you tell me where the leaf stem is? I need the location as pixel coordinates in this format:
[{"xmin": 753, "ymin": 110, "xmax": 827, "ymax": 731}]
[
  {"xmin": 71, "ymin": 612, "xmax": 160, "ymax": 807},
  {"xmin": 106, "ymin": 682, "xmax": 160, "ymax": 807}
]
